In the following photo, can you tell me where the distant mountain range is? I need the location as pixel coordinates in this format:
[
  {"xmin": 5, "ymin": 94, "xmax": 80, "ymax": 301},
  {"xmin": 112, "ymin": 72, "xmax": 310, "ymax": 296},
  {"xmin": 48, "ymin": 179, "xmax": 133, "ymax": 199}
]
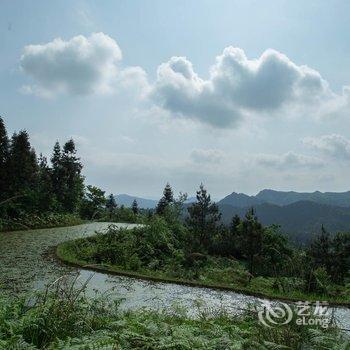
[
  {"xmin": 116, "ymin": 190, "xmax": 350, "ymax": 242},
  {"xmin": 219, "ymin": 190, "xmax": 350, "ymax": 241},
  {"xmin": 218, "ymin": 201, "xmax": 350, "ymax": 243},
  {"xmin": 115, "ymin": 194, "xmax": 158, "ymax": 209},
  {"xmin": 219, "ymin": 189, "xmax": 350, "ymax": 208}
]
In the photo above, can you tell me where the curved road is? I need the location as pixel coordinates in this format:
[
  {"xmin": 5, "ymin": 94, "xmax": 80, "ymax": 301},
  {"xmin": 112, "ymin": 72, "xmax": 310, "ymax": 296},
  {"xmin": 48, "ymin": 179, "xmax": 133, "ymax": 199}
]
[{"xmin": 0, "ymin": 222, "xmax": 349, "ymax": 329}]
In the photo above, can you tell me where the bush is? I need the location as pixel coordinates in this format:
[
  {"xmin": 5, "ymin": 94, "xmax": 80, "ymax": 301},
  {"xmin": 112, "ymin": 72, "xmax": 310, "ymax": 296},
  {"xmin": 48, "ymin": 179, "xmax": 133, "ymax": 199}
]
[{"xmin": 0, "ymin": 213, "xmax": 83, "ymax": 232}]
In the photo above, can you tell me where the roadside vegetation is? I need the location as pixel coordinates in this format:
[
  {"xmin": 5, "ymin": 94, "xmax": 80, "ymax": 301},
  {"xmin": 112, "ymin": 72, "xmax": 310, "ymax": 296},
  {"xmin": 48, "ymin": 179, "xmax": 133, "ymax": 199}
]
[{"xmin": 0, "ymin": 277, "xmax": 347, "ymax": 349}]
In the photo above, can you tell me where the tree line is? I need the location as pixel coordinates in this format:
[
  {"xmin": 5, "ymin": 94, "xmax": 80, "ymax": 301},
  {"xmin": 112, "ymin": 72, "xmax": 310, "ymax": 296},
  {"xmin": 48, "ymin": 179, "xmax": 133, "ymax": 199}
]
[
  {"xmin": 154, "ymin": 182, "xmax": 350, "ymax": 293},
  {"xmin": 0, "ymin": 117, "xmax": 84, "ymax": 219},
  {"xmin": 0, "ymin": 118, "xmax": 143, "ymax": 229}
]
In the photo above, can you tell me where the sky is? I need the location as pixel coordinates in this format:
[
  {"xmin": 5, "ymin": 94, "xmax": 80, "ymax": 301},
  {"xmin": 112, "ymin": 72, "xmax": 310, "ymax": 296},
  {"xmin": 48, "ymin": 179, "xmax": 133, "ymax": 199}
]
[{"xmin": 1, "ymin": 0, "xmax": 350, "ymax": 199}]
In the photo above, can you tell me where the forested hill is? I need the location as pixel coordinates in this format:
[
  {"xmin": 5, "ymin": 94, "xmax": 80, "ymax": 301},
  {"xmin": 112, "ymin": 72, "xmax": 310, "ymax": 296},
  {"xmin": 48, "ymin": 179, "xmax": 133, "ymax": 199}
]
[
  {"xmin": 219, "ymin": 189, "xmax": 350, "ymax": 207},
  {"xmin": 218, "ymin": 201, "xmax": 350, "ymax": 243}
]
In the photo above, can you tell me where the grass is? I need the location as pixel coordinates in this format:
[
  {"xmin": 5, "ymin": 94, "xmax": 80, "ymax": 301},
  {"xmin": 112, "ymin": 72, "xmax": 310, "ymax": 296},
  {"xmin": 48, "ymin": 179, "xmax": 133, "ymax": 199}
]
[
  {"xmin": 0, "ymin": 275, "xmax": 348, "ymax": 349},
  {"xmin": 57, "ymin": 237, "xmax": 350, "ymax": 307}
]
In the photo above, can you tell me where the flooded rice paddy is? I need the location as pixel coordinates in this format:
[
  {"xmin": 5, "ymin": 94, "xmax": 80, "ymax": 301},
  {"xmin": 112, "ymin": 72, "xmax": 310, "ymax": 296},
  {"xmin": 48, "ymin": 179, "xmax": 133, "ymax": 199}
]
[{"xmin": 0, "ymin": 222, "xmax": 349, "ymax": 330}]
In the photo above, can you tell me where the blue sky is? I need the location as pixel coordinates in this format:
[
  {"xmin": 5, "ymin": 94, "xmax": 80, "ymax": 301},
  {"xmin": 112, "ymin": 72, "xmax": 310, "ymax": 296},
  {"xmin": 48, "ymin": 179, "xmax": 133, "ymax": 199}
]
[{"xmin": 1, "ymin": 0, "xmax": 350, "ymax": 198}]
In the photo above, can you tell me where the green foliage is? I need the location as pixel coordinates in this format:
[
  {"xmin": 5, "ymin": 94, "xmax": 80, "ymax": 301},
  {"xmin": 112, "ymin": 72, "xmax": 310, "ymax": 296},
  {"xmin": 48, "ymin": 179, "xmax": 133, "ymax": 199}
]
[
  {"xmin": 156, "ymin": 182, "xmax": 174, "ymax": 215},
  {"xmin": 186, "ymin": 184, "xmax": 221, "ymax": 252},
  {"xmin": 0, "ymin": 117, "xmax": 10, "ymax": 205},
  {"xmin": 306, "ymin": 227, "xmax": 350, "ymax": 289},
  {"xmin": 131, "ymin": 199, "xmax": 139, "ymax": 215},
  {"xmin": 0, "ymin": 213, "xmax": 83, "ymax": 232},
  {"xmin": 80, "ymin": 185, "xmax": 106, "ymax": 219},
  {"xmin": 0, "ymin": 279, "xmax": 347, "ymax": 349},
  {"xmin": 105, "ymin": 193, "xmax": 117, "ymax": 219},
  {"xmin": 0, "ymin": 119, "xmax": 87, "ymax": 229}
]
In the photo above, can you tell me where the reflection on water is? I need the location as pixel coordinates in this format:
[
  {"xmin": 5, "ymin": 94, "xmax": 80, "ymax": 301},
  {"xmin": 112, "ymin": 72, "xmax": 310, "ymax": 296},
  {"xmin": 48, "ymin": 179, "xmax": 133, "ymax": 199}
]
[{"xmin": 0, "ymin": 222, "xmax": 349, "ymax": 330}]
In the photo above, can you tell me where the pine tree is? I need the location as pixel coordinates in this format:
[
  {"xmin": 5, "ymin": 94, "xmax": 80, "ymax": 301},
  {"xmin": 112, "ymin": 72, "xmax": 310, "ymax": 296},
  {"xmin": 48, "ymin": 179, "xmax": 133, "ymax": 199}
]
[
  {"xmin": 132, "ymin": 199, "xmax": 139, "ymax": 215},
  {"xmin": 156, "ymin": 183, "xmax": 174, "ymax": 215},
  {"xmin": 60, "ymin": 139, "xmax": 84, "ymax": 213},
  {"xmin": 8, "ymin": 131, "xmax": 38, "ymax": 195},
  {"xmin": 0, "ymin": 117, "xmax": 9, "ymax": 202},
  {"xmin": 36, "ymin": 154, "xmax": 56, "ymax": 212},
  {"xmin": 331, "ymin": 232, "xmax": 350, "ymax": 284},
  {"xmin": 106, "ymin": 194, "xmax": 117, "ymax": 219},
  {"xmin": 241, "ymin": 208, "xmax": 263, "ymax": 277},
  {"xmin": 50, "ymin": 141, "xmax": 64, "ymax": 210},
  {"xmin": 308, "ymin": 225, "xmax": 332, "ymax": 271},
  {"xmin": 228, "ymin": 214, "xmax": 242, "ymax": 257},
  {"xmin": 80, "ymin": 185, "xmax": 106, "ymax": 219},
  {"xmin": 7, "ymin": 131, "xmax": 38, "ymax": 214},
  {"xmin": 186, "ymin": 184, "xmax": 221, "ymax": 252}
]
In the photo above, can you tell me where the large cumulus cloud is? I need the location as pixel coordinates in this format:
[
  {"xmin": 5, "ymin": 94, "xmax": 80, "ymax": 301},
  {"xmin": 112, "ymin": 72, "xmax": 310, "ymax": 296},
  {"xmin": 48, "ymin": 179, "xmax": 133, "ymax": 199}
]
[
  {"xmin": 152, "ymin": 47, "xmax": 337, "ymax": 127},
  {"xmin": 20, "ymin": 36, "xmax": 349, "ymax": 128},
  {"xmin": 20, "ymin": 33, "xmax": 146, "ymax": 97}
]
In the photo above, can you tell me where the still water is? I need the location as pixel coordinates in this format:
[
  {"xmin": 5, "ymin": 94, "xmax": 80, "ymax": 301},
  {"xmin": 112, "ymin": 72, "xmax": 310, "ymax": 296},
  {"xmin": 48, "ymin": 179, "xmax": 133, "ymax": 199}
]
[{"xmin": 0, "ymin": 222, "xmax": 349, "ymax": 329}]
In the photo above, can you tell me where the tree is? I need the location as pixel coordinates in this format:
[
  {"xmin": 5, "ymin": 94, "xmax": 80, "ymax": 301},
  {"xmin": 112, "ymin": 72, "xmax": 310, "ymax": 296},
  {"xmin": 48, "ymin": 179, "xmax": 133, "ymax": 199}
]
[
  {"xmin": 211, "ymin": 214, "xmax": 242, "ymax": 257},
  {"xmin": 186, "ymin": 184, "xmax": 221, "ymax": 252},
  {"xmin": 0, "ymin": 117, "xmax": 9, "ymax": 202},
  {"xmin": 156, "ymin": 183, "xmax": 174, "ymax": 215},
  {"xmin": 50, "ymin": 141, "xmax": 64, "ymax": 209},
  {"xmin": 106, "ymin": 194, "xmax": 117, "ymax": 219},
  {"xmin": 241, "ymin": 208, "xmax": 264, "ymax": 277},
  {"xmin": 7, "ymin": 131, "xmax": 39, "ymax": 215},
  {"xmin": 331, "ymin": 232, "xmax": 350, "ymax": 284},
  {"xmin": 35, "ymin": 154, "xmax": 56, "ymax": 212},
  {"xmin": 259, "ymin": 225, "xmax": 292, "ymax": 278},
  {"xmin": 305, "ymin": 225, "xmax": 333, "ymax": 292},
  {"xmin": 132, "ymin": 199, "xmax": 139, "ymax": 215},
  {"xmin": 59, "ymin": 139, "xmax": 84, "ymax": 213},
  {"xmin": 308, "ymin": 225, "xmax": 332, "ymax": 271},
  {"xmin": 80, "ymin": 185, "xmax": 106, "ymax": 219}
]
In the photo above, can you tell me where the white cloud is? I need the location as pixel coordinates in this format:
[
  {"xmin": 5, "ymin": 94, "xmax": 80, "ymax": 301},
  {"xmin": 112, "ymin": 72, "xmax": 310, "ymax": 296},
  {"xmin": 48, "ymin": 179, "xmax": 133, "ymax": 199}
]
[
  {"xmin": 151, "ymin": 47, "xmax": 347, "ymax": 128},
  {"xmin": 19, "ymin": 36, "xmax": 350, "ymax": 131},
  {"xmin": 20, "ymin": 33, "xmax": 147, "ymax": 97},
  {"xmin": 256, "ymin": 151, "xmax": 324, "ymax": 169},
  {"xmin": 304, "ymin": 134, "xmax": 350, "ymax": 160},
  {"xmin": 190, "ymin": 148, "xmax": 224, "ymax": 163}
]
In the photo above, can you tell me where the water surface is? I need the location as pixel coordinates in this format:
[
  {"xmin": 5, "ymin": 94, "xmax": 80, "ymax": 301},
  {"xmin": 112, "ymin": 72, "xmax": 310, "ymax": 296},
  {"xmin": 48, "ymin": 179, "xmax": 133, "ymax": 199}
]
[{"xmin": 0, "ymin": 223, "xmax": 349, "ymax": 330}]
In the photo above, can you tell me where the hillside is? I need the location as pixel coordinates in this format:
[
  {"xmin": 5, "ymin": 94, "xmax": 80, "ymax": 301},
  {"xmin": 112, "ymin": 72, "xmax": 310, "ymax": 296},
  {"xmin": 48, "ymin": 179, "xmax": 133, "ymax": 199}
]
[
  {"xmin": 115, "ymin": 194, "xmax": 158, "ymax": 209},
  {"xmin": 219, "ymin": 189, "xmax": 350, "ymax": 208},
  {"xmin": 218, "ymin": 200, "xmax": 350, "ymax": 243}
]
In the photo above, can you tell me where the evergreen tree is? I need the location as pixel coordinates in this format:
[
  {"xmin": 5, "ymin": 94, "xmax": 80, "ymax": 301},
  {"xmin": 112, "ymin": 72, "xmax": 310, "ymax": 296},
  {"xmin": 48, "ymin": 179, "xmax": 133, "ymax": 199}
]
[
  {"xmin": 6, "ymin": 131, "xmax": 38, "ymax": 215},
  {"xmin": 0, "ymin": 117, "xmax": 9, "ymax": 202},
  {"xmin": 80, "ymin": 185, "xmax": 106, "ymax": 219},
  {"xmin": 50, "ymin": 141, "xmax": 65, "ymax": 210},
  {"xmin": 106, "ymin": 194, "xmax": 117, "ymax": 219},
  {"xmin": 308, "ymin": 225, "xmax": 332, "ymax": 271},
  {"xmin": 60, "ymin": 139, "xmax": 84, "ymax": 213},
  {"xmin": 132, "ymin": 199, "xmax": 139, "ymax": 215},
  {"xmin": 8, "ymin": 131, "xmax": 38, "ymax": 194},
  {"xmin": 36, "ymin": 154, "xmax": 56, "ymax": 212},
  {"xmin": 186, "ymin": 184, "xmax": 221, "ymax": 252},
  {"xmin": 331, "ymin": 232, "xmax": 350, "ymax": 284},
  {"xmin": 156, "ymin": 183, "xmax": 174, "ymax": 215},
  {"xmin": 227, "ymin": 214, "xmax": 242, "ymax": 257},
  {"xmin": 241, "ymin": 208, "xmax": 263, "ymax": 277}
]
